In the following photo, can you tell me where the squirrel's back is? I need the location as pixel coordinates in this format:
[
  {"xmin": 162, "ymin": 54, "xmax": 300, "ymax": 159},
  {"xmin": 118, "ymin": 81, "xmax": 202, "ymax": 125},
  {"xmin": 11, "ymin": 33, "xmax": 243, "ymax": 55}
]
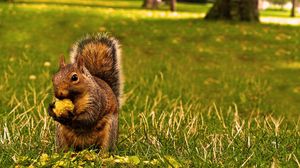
[{"xmin": 70, "ymin": 33, "xmax": 122, "ymax": 105}]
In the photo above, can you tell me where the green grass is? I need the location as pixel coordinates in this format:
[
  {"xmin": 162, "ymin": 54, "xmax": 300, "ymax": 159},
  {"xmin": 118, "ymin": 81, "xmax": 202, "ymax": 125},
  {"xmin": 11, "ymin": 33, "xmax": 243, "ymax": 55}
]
[
  {"xmin": 261, "ymin": 8, "xmax": 300, "ymax": 18},
  {"xmin": 1, "ymin": 0, "xmax": 300, "ymax": 167}
]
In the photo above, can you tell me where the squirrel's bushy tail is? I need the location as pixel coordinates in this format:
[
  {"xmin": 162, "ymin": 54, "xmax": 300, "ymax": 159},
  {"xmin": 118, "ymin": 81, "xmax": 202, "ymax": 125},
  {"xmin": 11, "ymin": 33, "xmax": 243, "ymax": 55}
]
[{"xmin": 70, "ymin": 33, "xmax": 122, "ymax": 104}]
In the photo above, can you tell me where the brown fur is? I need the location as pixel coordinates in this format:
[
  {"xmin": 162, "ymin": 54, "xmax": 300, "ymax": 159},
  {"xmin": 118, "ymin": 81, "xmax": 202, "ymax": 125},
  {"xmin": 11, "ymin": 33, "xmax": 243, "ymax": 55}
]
[
  {"xmin": 49, "ymin": 34, "xmax": 121, "ymax": 152},
  {"xmin": 56, "ymin": 114, "xmax": 117, "ymax": 151},
  {"xmin": 53, "ymin": 76, "xmax": 118, "ymax": 151},
  {"xmin": 70, "ymin": 34, "xmax": 122, "ymax": 105},
  {"xmin": 73, "ymin": 93, "xmax": 90, "ymax": 115},
  {"xmin": 80, "ymin": 43, "xmax": 113, "ymax": 72}
]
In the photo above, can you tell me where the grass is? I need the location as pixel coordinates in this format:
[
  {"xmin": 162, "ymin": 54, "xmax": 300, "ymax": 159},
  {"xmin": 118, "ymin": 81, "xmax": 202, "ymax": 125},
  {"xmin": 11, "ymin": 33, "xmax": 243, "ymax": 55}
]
[{"xmin": 0, "ymin": 0, "xmax": 300, "ymax": 167}]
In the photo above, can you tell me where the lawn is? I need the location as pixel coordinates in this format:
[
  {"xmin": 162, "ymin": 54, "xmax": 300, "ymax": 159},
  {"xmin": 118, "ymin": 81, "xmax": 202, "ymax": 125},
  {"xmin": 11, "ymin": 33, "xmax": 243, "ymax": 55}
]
[{"xmin": 0, "ymin": 0, "xmax": 300, "ymax": 167}]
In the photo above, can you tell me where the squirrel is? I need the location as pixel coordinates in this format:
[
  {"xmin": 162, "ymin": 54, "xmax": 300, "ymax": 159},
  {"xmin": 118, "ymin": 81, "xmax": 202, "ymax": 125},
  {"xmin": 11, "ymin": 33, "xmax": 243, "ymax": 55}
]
[{"xmin": 48, "ymin": 33, "xmax": 122, "ymax": 152}]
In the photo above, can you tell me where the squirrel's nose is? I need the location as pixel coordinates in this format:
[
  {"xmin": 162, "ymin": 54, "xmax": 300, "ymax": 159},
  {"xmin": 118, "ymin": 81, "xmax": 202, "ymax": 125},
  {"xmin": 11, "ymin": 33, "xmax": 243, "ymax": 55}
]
[{"xmin": 55, "ymin": 89, "xmax": 69, "ymax": 100}]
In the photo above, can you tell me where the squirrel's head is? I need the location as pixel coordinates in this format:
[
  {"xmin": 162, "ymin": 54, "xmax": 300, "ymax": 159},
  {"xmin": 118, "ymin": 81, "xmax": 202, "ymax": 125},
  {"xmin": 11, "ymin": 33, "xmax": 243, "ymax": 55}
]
[{"xmin": 52, "ymin": 56, "xmax": 91, "ymax": 100}]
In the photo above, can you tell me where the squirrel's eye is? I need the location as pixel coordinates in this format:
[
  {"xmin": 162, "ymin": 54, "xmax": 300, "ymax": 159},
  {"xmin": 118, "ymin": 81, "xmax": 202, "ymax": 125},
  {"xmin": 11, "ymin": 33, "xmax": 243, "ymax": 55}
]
[{"xmin": 71, "ymin": 74, "xmax": 78, "ymax": 81}]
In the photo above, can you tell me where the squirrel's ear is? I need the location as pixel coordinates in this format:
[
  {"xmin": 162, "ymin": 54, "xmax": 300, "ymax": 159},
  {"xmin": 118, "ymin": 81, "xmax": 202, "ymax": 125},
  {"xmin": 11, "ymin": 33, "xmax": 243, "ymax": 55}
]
[{"xmin": 59, "ymin": 55, "xmax": 66, "ymax": 69}]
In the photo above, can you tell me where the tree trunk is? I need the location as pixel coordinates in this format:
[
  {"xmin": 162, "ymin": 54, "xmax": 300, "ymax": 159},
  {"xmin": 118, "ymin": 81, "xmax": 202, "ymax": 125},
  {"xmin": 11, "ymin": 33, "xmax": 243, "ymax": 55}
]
[
  {"xmin": 205, "ymin": 0, "xmax": 259, "ymax": 22},
  {"xmin": 142, "ymin": 0, "xmax": 158, "ymax": 9},
  {"xmin": 170, "ymin": 0, "xmax": 176, "ymax": 12},
  {"xmin": 291, "ymin": 0, "xmax": 296, "ymax": 17}
]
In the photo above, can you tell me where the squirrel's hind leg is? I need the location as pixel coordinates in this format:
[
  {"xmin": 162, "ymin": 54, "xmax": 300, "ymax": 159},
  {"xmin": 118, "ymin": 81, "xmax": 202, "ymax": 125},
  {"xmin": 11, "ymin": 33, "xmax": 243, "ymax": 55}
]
[{"xmin": 95, "ymin": 113, "xmax": 118, "ymax": 151}]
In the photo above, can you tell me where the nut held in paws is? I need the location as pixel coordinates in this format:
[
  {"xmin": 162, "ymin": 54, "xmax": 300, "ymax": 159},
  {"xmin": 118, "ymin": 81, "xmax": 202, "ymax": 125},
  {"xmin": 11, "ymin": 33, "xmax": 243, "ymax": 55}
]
[{"xmin": 53, "ymin": 99, "xmax": 74, "ymax": 117}]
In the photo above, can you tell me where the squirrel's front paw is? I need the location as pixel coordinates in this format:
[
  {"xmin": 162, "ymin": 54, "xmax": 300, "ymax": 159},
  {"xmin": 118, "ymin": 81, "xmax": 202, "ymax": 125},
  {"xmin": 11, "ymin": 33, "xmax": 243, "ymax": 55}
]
[
  {"xmin": 48, "ymin": 102, "xmax": 74, "ymax": 125},
  {"xmin": 48, "ymin": 102, "xmax": 56, "ymax": 118}
]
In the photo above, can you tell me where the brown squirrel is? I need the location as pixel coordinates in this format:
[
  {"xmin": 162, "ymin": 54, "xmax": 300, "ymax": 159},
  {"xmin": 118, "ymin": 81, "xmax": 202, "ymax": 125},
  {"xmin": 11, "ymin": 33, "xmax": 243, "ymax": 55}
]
[{"xmin": 48, "ymin": 33, "xmax": 121, "ymax": 152}]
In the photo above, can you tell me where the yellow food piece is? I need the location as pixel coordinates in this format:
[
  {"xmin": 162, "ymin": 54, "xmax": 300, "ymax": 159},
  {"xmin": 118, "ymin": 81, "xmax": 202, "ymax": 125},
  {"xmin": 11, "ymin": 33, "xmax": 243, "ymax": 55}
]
[{"xmin": 53, "ymin": 99, "xmax": 74, "ymax": 117}]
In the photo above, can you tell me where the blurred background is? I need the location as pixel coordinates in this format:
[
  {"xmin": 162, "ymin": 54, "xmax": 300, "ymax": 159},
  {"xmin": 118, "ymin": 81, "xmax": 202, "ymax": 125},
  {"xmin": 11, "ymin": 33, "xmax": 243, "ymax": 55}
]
[{"xmin": 0, "ymin": 0, "xmax": 300, "ymax": 167}]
